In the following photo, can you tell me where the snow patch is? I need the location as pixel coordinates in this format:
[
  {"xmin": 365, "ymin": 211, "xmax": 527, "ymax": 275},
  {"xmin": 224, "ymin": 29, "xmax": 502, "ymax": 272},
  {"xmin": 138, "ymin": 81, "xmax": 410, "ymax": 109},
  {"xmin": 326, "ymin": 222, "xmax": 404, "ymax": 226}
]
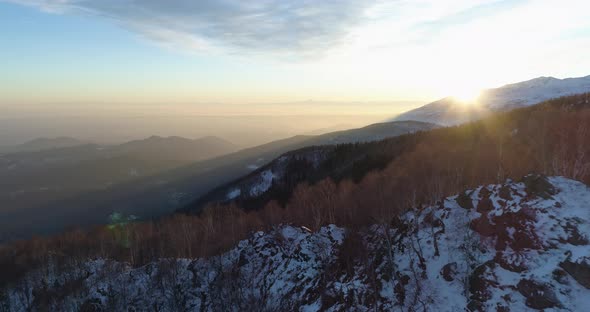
[
  {"xmin": 248, "ymin": 170, "xmax": 274, "ymax": 197},
  {"xmin": 226, "ymin": 188, "xmax": 241, "ymax": 200}
]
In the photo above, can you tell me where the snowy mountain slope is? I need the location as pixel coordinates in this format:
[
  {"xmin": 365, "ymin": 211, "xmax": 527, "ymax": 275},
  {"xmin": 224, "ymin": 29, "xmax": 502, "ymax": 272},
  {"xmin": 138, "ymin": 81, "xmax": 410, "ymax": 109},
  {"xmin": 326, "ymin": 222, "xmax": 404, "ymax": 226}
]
[
  {"xmin": 183, "ymin": 145, "xmax": 333, "ymax": 211},
  {"xmin": 391, "ymin": 97, "xmax": 492, "ymax": 126},
  {"xmin": 4, "ymin": 175, "xmax": 590, "ymax": 311},
  {"xmin": 308, "ymin": 120, "xmax": 438, "ymax": 145},
  {"xmin": 393, "ymin": 75, "xmax": 590, "ymax": 126},
  {"xmin": 484, "ymin": 76, "xmax": 590, "ymax": 110},
  {"xmin": 183, "ymin": 121, "xmax": 437, "ymax": 212}
]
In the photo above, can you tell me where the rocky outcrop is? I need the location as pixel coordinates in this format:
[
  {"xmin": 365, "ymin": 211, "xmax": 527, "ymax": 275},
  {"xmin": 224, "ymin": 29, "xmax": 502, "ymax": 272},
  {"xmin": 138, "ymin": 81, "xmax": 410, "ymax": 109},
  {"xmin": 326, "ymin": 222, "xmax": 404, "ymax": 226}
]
[
  {"xmin": 560, "ymin": 258, "xmax": 590, "ymax": 289},
  {"xmin": 517, "ymin": 279, "xmax": 561, "ymax": 309},
  {"xmin": 3, "ymin": 176, "xmax": 590, "ymax": 311}
]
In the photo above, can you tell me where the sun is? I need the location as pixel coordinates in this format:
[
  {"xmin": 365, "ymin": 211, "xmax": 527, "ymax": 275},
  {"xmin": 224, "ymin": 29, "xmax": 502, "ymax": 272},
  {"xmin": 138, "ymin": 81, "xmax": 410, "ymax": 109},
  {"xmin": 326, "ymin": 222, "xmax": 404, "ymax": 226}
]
[{"xmin": 452, "ymin": 88, "xmax": 482, "ymax": 103}]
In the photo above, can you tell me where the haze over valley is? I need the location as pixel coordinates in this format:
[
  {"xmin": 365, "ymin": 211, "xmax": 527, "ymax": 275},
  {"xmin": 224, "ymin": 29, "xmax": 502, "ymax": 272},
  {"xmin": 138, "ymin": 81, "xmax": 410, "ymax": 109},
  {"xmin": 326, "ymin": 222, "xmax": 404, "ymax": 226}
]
[{"xmin": 0, "ymin": 113, "xmax": 393, "ymax": 148}]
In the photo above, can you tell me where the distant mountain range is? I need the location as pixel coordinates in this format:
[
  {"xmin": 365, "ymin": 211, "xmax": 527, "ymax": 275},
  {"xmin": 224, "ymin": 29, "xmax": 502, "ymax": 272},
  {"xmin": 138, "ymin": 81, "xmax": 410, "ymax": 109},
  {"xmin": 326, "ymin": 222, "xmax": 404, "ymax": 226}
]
[
  {"xmin": 0, "ymin": 135, "xmax": 237, "ymax": 160},
  {"xmin": 0, "ymin": 121, "xmax": 435, "ymax": 241},
  {"xmin": 110, "ymin": 135, "xmax": 237, "ymax": 162},
  {"xmin": 3, "ymin": 75, "xmax": 590, "ymax": 242},
  {"xmin": 393, "ymin": 75, "xmax": 590, "ymax": 125},
  {"xmin": 0, "ymin": 137, "xmax": 85, "ymax": 154},
  {"xmin": 0, "ymin": 135, "xmax": 238, "ymax": 241}
]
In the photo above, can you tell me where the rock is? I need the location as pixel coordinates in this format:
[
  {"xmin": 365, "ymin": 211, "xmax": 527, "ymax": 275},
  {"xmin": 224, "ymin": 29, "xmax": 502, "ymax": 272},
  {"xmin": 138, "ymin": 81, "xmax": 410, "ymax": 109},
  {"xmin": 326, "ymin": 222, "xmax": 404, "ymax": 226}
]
[
  {"xmin": 494, "ymin": 251, "xmax": 527, "ymax": 273},
  {"xmin": 552, "ymin": 268, "xmax": 569, "ymax": 285},
  {"xmin": 80, "ymin": 299, "xmax": 103, "ymax": 312},
  {"xmin": 477, "ymin": 197, "xmax": 494, "ymax": 213},
  {"xmin": 516, "ymin": 279, "xmax": 560, "ymax": 309},
  {"xmin": 491, "ymin": 209, "xmax": 540, "ymax": 252},
  {"xmin": 469, "ymin": 261, "xmax": 497, "ymax": 302},
  {"xmin": 456, "ymin": 191, "xmax": 474, "ymax": 210},
  {"xmin": 470, "ymin": 216, "xmax": 495, "ymax": 237},
  {"xmin": 394, "ymin": 273, "xmax": 411, "ymax": 305},
  {"xmin": 478, "ymin": 186, "xmax": 492, "ymax": 199},
  {"xmin": 441, "ymin": 262, "xmax": 458, "ymax": 282},
  {"xmin": 560, "ymin": 258, "xmax": 590, "ymax": 289},
  {"xmin": 495, "ymin": 303, "xmax": 510, "ymax": 312},
  {"xmin": 521, "ymin": 174, "xmax": 556, "ymax": 199},
  {"xmin": 560, "ymin": 222, "xmax": 589, "ymax": 246},
  {"xmin": 467, "ymin": 299, "xmax": 484, "ymax": 311},
  {"xmin": 399, "ymin": 274, "xmax": 410, "ymax": 285},
  {"xmin": 394, "ymin": 282, "xmax": 406, "ymax": 305},
  {"xmin": 238, "ymin": 252, "xmax": 250, "ymax": 267},
  {"xmin": 498, "ymin": 185, "xmax": 513, "ymax": 201}
]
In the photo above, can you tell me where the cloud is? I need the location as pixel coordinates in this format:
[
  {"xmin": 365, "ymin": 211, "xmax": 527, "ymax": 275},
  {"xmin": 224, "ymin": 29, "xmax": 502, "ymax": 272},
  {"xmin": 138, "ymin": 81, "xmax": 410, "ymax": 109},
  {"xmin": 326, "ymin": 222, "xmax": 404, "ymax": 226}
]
[
  {"xmin": 7, "ymin": 0, "xmax": 375, "ymax": 56},
  {"xmin": 7, "ymin": 0, "xmax": 589, "ymax": 65}
]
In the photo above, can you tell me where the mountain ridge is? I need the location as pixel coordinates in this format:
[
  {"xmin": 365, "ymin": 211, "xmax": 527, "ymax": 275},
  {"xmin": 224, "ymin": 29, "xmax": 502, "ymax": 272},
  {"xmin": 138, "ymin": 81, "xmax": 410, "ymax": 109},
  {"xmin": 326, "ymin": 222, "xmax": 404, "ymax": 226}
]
[
  {"xmin": 0, "ymin": 136, "xmax": 85, "ymax": 154},
  {"xmin": 181, "ymin": 120, "xmax": 438, "ymax": 212},
  {"xmin": 393, "ymin": 75, "xmax": 590, "ymax": 125},
  {"xmin": 4, "ymin": 175, "xmax": 590, "ymax": 311},
  {"xmin": 181, "ymin": 93, "xmax": 590, "ymax": 217}
]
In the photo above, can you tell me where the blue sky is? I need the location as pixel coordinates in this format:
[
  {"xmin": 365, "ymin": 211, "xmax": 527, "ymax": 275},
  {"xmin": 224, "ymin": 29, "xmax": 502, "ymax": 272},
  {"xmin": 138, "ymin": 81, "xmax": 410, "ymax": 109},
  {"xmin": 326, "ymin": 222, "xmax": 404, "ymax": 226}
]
[
  {"xmin": 1, "ymin": 0, "xmax": 590, "ymax": 116},
  {"xmin": 0, "ymin": 2, "xmax": 282, "ymax": 106}
]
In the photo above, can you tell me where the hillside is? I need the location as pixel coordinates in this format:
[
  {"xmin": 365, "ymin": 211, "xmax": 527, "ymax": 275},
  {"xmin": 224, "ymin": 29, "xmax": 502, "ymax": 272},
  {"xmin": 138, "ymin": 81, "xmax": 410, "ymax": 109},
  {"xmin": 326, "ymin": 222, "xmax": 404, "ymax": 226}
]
[
  {"xmin": 3, "ymin": 176, "xmax": 590, "ymax": 311},
  {"xmin": 183, "ymin": 121, "xmax": 437, "ymax": 212},
  {"xmin": 0, "ymin": 135, "xmax": 238, "ymax": 241},
  {"xmin": 111, "ymin": 135, "xmax": 237, "ymax": 162},
  {"xmin": 0, "ymin": 137, "xmax": 85, "ymax": 154},
  {"xmin": 393, "ymin": 75, "xmax": 590, "ymax": 125},
  {"xmin": 184, "ymin": 93, "xmax": 590, "ymax": 215},
  {"xmin": 0, "ymin": 121, "xmax": 435, "ymax": 241},
  {"xmin": 309, "ymin": 120, "xmax": 438, "ymax": 145}
]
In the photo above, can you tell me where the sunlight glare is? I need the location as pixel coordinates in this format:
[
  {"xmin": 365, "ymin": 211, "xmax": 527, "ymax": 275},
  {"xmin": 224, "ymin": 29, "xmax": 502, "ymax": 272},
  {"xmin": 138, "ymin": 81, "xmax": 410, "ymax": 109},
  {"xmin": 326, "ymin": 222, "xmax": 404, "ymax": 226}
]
[{"xmin": 452, "ymin": 88, "xmax": 482, "ymax": 103}]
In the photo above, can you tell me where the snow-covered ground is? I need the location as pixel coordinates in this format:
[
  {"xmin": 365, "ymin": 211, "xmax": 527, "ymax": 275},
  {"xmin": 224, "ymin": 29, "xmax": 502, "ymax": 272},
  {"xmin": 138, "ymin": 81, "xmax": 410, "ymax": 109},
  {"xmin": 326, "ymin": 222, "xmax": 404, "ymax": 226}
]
[
  {"xmin": 248, "ymin": 169, "xmax": 275, "ymax": 197},
  {"xmin": 485, "ymin": 76, "xmax": 590, "ymax": 110},
  {"xmin": 226, "ymin": 188, "xmax": 241, "ymax": 200},
  {"xmin": 216, "ymin": 148, "xmax": 330, "ymax": 204},
  {"xmin": 3, "ymin": 176, "xmax": 590, "ymax": 311}
]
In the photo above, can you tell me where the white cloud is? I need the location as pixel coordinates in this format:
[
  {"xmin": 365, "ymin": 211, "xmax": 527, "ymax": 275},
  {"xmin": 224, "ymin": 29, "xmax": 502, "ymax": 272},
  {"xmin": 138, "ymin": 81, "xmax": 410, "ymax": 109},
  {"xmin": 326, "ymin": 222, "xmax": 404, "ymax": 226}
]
[
  {"xmin": 9, "ymin": 0, "xmax": 589, "ymax": 61},
  {"xmin": 4, "ymin": 0, "xmax": 590, "ymax": 98},
  {"xmin": 7, "ymin": 0, "xmax": 70, "ymax": 12},
  {"xmin": 6, "ymin": 0, "xmax": 375, "ymax": 56}
]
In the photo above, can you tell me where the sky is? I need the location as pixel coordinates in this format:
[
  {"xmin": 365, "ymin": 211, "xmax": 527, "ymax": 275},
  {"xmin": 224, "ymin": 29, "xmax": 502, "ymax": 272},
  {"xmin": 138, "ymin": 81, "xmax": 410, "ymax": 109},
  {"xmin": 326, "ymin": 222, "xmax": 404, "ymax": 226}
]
[{"xmin": 1, "ymin": 0, "xmax": 590, "ymax": 117}]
